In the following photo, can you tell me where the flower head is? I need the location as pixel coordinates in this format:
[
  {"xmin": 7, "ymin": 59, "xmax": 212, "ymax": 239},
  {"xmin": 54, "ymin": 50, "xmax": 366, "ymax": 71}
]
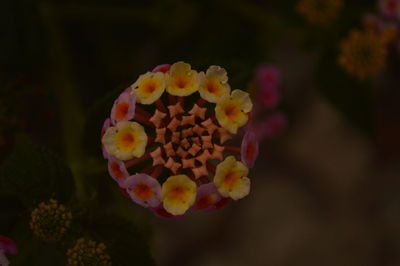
[
  {"xmin": 214, "ymin": 156, "xmax": 250, "ymax": 200},
  {"xmin": 110, "ymin": 91, "xmax": 136, "ymax": 125},
  {"xmin": 131, "ymin": 72, "xmax": 166, "ymax": 104},
  {"xmin": 30, "ymin": 199, "xmax": 72, "ymax": 242},
  {"xmin": 102, "ymin": 121, "xmax": 148, "ymax": 160},
  {"xmin": 66, "ymin": 238, "xmax": 111, "ymax": 266},
  {"xmin": 216, "ymin": 90, "xmax": 253, "ymax": 134},
  {"xmin": 199, "ymin": 65, "xmax": 231, "ymax": 103},
  {"xmin": 297, "ymin": 0, "xmax": 343, "ymax": 25},
  {"xmin": 101, "ymin": 62, "xmax": 256, "ymax": 217},
  {"xmin": 338, "ymin": 29, "xmax": 387, "ymax": 80},
  {"xmin": 166, "ymin": 62, "xmax": 199, "ymax": 96},
  {"xmin": 123, "ymin": 173, "xmax": 162, "ymax": 208}
]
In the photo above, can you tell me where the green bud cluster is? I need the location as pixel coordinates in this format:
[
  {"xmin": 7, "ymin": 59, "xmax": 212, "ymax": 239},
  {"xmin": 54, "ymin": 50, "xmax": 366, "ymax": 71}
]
[
  {"xmin": 30, "ymin": 199, "xmax": 72, "ymax": 242},
  {"xmin": 66, "ymin": 238, "xmax": 112, "ymax": 266}
]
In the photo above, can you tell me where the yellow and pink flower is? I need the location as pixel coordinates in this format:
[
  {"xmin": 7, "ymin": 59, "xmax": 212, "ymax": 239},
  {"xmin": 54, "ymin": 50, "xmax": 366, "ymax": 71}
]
[
  {"xmin": 214, "ymin": 156, "xmax": 250, "ymax": 200},
  {"xmin": 131, "ymin": 72, "xmax": 166, "ymax": 104},
  {"xmin": 161, "ymin": 175, "xmax": 197, "ymax": 215},
  {"xmin": 110, "ymin": 91, "xmax": 136, "ymax": 125},
  {"xmin": 166, "ymin": 62, "xmax": 199, "ymax": 96},
  {"xmin": 123, "ymin": 174, "xmax": 162, "ymax": 208},
  {"xmin": 216, "ymin": 89, "xmax": 253, "ymax": 134},
  {"xmin": 102, "ymin": 121, "xmax": 148, "ymax": 160},
  {"xmin": 107, "ymin": 156, "xmax": 130, "ymax": 186},
  {"xmin": 198, "ymin": 65, "xmax": 230, "ymax": 103}
]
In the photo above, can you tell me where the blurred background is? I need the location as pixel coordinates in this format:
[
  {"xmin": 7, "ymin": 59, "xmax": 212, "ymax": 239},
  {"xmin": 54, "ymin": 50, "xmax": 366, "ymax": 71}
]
[{"xmin": 1, "ymin": 0, "xmax": 400, "ymax": 265}]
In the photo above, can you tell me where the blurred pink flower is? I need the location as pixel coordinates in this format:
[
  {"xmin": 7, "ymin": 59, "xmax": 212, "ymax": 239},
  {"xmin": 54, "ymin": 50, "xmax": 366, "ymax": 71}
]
[
  {"xmin": 0, "ymin": 236, "xmax": 17, "ymax": 255},
  {"xmin": 256, "ymin": 65, "xmax": 281, "ymax": 109},
  {"xmin": 0, "ymin": 235, "xmax": 17, "ymax": 266},
  {"xmin": 263, "ymin": 112, "xmax": 288, "ymax": 139},
  {"xmin": 378, "ymin": 0, "xmax": 400, "ymax": 18}
]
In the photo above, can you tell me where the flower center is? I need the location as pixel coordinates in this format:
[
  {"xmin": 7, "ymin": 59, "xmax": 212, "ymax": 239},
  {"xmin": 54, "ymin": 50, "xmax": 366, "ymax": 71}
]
[
  {"xmin": 116, "ymin": 102, "xmax": 129, "ymax": 120},
  {"xmin": 206, "ymin": 81, "xmax": 220, "ymax": 94},
  {"xmin": 223, "ymin": 171, "xmax": 240, "ymax": 188},
  {"xmin": 225, "ymin": 103, "xmax": 240, "ymax": 120},
  {"xmin": 246, "ymin": 142, "xmax": 256, "ymax": 162},
  {"xmin": 170, "ymin": 186, "xmax": 186, "ymax": 200},
  {"xmin": 134, "ymin": 183, "xmax": 153, "ymax": 200},
  {"xmin": 175, "ymin": 76, "xmax": 189, "ymax": 89},
  {"xmin": 143, "ymin": 80, "xmax": 157, "ymax": 95},
  {"xmin": 120, "ymin": 132, "xmax": 135, "ymax": 148}
]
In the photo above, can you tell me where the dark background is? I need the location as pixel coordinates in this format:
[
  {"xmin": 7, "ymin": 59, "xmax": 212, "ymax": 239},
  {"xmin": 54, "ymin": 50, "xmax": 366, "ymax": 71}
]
[{"xmin": 1, "ymin": 0, "xmax": 400, "ymax": 265}]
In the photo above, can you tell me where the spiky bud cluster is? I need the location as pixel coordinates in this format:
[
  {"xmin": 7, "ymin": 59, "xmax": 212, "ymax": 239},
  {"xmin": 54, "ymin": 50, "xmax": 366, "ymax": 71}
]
[
  {"xmin": 30, "ymin": 199, "xmax": 72, "ymax": 242},
  {"xmin": 66, "ymin": 238, "xmax": 112, "ymax": 266}
]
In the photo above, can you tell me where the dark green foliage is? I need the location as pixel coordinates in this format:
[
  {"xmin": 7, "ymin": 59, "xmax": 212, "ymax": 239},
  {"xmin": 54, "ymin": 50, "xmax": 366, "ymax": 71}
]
[
  {"xmin": 316, "ymin": 47, "xmax": 376, "ymax": 136},
  {"xmin": 0, "ymin": 134, "xmax": 75, "ymax": 208},
  {"xmin": 79, "ymin": 215, "xmax": 155, "ymax": 266}
]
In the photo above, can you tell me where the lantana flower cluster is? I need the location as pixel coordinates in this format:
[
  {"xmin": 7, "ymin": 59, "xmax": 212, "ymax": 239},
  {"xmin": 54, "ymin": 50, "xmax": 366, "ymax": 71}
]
[
  {"xmin": 339, "ymin": 0, "xmax": 400, "ymax": 79},
  {"xmin": 101, "ymin": 62, "xmax": 258, "ymax": 217},
  {"xmin": 297, "ymin": 0, "xmax": 343, "ymax": 26}
]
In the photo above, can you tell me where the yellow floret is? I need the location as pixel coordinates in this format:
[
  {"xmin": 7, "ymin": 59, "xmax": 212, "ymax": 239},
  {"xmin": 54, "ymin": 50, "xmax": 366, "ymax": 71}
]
[
  {"xmin": 102, "ymin": 121, "xmax": 148, "ymax": 160},
  {"xmin": 132, "ymin": 72, "xmax": 166, "ymax": 104},
  {"xmin": 161, "ymin": 175, "xmax": 197, "ymax": 215},
  {"xmin": 214, "ymin": 156, "xmax": 250, "ymax": 200},
  {"xmin": 166, "ymin": 62, "xmax": 199, "ymax": 97},
  {"xmin": 215, "ymin": 89, "xmax": 253, "ymax": 134},
  {"xmin": 198, "ymin": 65, "xmax": 231, "ymax": 103}
]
